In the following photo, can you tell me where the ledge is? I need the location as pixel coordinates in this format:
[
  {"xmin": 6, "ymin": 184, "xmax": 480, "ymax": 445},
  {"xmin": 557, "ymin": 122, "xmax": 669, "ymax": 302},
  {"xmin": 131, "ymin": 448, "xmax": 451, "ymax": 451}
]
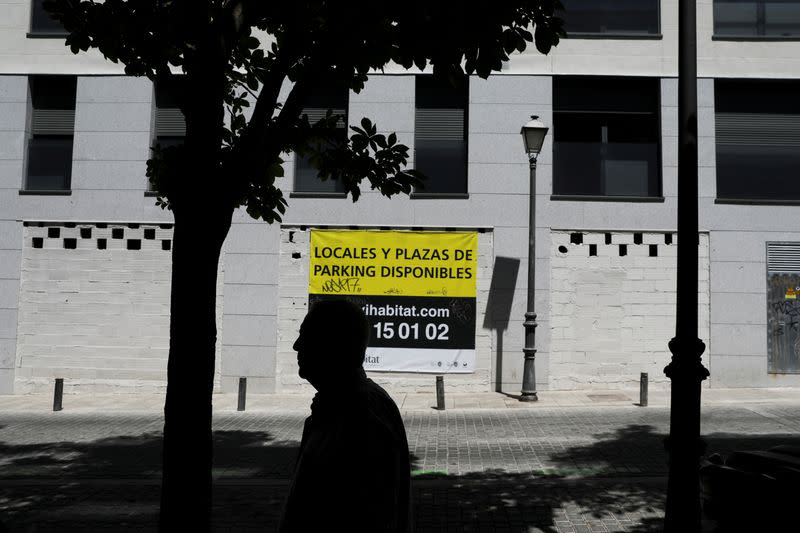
[
  {"xmin": 715, "ymin": 198, "xmax": 800, "ymax": 206},
  {"xmin": 550, "ymin": 194, "xmax": 665, "ymax": 203},
  {"xmin": 564, "ymin": 32, "xmax": 662, "ymax": 40},
  {"xmin": 19, "ymin": 189, "xmax": 72, "ymax": 196},
  {"xmin": 289, "ymin": 191, "xmax": 347, "ymax": 199},
  {"xmin": 410, "ymin": 192, "xmax": 469, "ymax": 199},
  {"xmin": 26, "ymin": 32, "xmax": 68, "ymax": 39},
  {"xmin": 712, "ymin": 35, "xmax": 800, "ymax": 41}
]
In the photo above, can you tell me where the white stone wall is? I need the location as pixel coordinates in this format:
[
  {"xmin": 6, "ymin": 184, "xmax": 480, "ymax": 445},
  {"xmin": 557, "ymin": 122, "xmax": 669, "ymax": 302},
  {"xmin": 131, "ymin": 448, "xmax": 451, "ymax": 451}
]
[
  {"xmin": 549, "ymin": 230, "xmax": 710, "ymax": 390},
  {"xmin": 15, "ymin": 222, "xmax": 223, "ymax": 393},
  {"xmin": 276, "ymin": 226, "xmax": 494, "ymax": 393}
]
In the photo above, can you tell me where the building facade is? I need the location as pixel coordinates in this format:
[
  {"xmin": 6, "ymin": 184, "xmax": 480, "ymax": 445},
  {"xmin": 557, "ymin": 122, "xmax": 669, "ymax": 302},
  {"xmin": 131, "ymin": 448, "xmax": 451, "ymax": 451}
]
[{"xmin": 2, "ymin": 0, "xmax": 800, "ymax": 395}]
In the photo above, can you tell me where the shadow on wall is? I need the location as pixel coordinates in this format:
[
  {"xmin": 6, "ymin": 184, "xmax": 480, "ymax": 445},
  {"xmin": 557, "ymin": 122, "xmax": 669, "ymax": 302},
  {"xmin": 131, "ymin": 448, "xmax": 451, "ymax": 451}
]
[
  {"xmin": 484, "ymin": 256, "xmax": 521, "ymax": 393},
  {"xmin": 1, "ymin": 421, "xmax": 797, "ymax": 531}
]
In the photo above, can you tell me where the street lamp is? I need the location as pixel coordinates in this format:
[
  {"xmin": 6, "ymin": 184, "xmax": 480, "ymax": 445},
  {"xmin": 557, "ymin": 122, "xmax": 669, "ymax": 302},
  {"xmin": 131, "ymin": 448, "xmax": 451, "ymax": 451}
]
[{"xmin": 519, "ymin": 115, "xmax": 548, "ymax": 402}]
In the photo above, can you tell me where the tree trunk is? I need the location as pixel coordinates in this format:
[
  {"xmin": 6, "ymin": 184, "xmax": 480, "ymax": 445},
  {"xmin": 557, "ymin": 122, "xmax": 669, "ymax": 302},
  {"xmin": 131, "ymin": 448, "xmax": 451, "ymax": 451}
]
[{"xmin": 159, "ymin": 201, "xmax": 232, "ymax": 532}]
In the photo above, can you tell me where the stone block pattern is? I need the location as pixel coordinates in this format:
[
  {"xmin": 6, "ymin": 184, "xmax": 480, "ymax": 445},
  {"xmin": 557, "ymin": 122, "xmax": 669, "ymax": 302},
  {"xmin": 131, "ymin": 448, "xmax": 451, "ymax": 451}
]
[
  {"xmin": 276, "ymin": 226, "xmax": 493, "ymax": 393},
  {"xmin": 549, "ymin": 230, "xmax": 711, "ymax": 390},
  {"xmin": 15, "ymin": 222, "xmax": 224, "ymax": 393}
]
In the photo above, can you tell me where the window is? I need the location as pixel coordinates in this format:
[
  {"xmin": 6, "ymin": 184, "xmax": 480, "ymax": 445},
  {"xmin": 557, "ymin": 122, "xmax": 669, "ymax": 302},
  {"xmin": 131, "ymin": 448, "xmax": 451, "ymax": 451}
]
[
  {"xmin": 25, "ymin": 76, "xmax": 75, "ymax": 192},
  {"xmin": 715, "ymin": 79, "xmax": 800, "ymax": 202},
  {"xmin": 293, "ymin": 85, "xmax": 348, "ymax": 194},
  {"xmin": 557, "ymin": 0, "xmax": 660, "ymax": 36},
  {"xmin": 553, "ymin": 76, "xmax": 661, "ymax": 198},
  {"xmin": 714, "ymin": 0, "xmax": 800, "ymax": 37},
  {"xmin": 30, "ymin": 0, "xmax": 66, "ymax": 35},
  {"xmin": 414, "ymin": 76, "xmax": 468, "ymax": 195},
  {"xmin": 154, "ymin": 78, "xmax": 186, "ymax": 150}
]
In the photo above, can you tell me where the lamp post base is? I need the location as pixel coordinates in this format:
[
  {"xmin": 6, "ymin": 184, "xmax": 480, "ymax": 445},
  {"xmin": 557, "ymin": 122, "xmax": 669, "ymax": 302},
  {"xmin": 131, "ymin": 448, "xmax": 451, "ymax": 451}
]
[{"xmin": 519, "ymin": 391, "xmax": 538, "ymax": 402}]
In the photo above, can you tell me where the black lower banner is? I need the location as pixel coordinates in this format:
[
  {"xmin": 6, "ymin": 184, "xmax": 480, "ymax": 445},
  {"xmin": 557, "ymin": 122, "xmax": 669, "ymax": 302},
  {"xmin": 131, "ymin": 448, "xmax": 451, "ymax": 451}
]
[{"xmin": 309, "ymin": 294, "xmax": 476, "ymax": 373}]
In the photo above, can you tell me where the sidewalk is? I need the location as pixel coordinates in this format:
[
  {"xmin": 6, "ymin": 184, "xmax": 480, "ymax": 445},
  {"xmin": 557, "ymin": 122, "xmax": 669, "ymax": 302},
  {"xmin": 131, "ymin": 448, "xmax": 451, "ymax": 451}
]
[{"xmin": 3, "ymin": 386, "xmax": 800, "ymax": 413}]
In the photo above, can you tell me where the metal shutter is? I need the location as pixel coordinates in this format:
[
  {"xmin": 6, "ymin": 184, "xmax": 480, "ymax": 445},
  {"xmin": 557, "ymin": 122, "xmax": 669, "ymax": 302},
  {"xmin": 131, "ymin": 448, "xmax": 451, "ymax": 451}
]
[
  {"xmin": 415, "ymin": 108, "xmax": 465, "ymax": 141},
  {"xmin": 716, "ymin": 113, "xmax": 800, "ymax": 146},
  {"xmin": 31, "ymin": 109, "xmax": 74, "ymax": 135},
  {"xmin": 155, "ymin": 108, "xmax": 186, "ymax": 137}
]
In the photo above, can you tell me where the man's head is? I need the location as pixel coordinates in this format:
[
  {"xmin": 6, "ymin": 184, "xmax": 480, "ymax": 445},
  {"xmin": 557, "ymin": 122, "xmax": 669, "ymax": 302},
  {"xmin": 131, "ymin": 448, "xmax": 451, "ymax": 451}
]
[{"xmin": 293, "ymin": 299, "xmax": 371, "ymax": 388}]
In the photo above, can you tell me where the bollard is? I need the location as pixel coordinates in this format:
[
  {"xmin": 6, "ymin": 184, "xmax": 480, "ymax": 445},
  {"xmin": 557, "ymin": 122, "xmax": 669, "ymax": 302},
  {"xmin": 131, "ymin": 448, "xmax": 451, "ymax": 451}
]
[
  {"xmin": 237, "ymin": 377, "xmax": 247, "ymax": 412},
  {"xmin": 53, "ymin": 378, "xmax": 63, "ymax": 411},
  {"xmin": 435, "ymin": 375, "xmax": 445, "ymax": 410},
  {"xmin": 640, "ymin": 372, "xmax": 648, "ymax": 407}
]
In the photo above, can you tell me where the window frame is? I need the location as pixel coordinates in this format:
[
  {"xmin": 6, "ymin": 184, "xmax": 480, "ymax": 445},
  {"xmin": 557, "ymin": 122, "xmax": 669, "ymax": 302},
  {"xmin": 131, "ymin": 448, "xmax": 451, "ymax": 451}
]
[
  {"xmin": 22, "ymin": 75, "xmax": 76, "ymax": 194},
  {"xmin": 28, "ymin": 0, "xmax": 68, "ymax": 37},
  {"xmin": 290, "ymin": 85, "xmax": 349, "ymax": 198},
  {"xmin": 714, "ymin": 78, "xmax": 800, "ymax": 203},
  {"xmin": 557, "ymin": 0, "xmax": 662, "ymax": 39},
  {"xmin": 411, "ymin": 74, "xmax": 470, "ymax": 199},
  {"xmin": 551, "ymin": 75, "xmax": 664, "ymax": 202}
]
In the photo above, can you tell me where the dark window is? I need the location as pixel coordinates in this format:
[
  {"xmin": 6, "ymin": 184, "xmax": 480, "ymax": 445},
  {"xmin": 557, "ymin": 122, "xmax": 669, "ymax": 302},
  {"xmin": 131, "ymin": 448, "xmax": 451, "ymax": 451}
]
[
  {"xmin": 558, "ymin": 0, "xmax": 660, "ymax": 36},
  {"xmin": 154, "ymin": 77, "xmax": 186, "ymax": 150},
  {"xmin": 25, "ymin": 75, "xmax": 75, "ymax": 191},
  {"xmin": 151, "ymin": 78, "xmax": 187, "ymax": 191},
  {"xmin": 715, "ymin": 79, "xmax": 800, "ymax": 201},
  {"xmin": 553, "ymin": 76, "xmax": 661, "ymax": 198},
  {"xmin": 414, "ymin": 76, "xmax": 468, "ymax": 195},
  {"xmin": 714, "ymin": 0, "xmax": 800, "ymax": 37},
  {"xmin": 294, "ymin": 85, "xmax": 348, "ymax": 194},
  {"xmin": 30, "ymin": 0, "xmax": 66, "ymax": 35}
]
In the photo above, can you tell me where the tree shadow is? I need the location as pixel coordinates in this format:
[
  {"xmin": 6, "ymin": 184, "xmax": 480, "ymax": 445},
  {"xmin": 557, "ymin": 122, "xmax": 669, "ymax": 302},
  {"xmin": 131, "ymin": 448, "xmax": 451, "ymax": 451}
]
[
  {"xmin": 1, "ymin": 423, "xmax": 798, "ymax": 531},
  {"xmin": 0, "ymin": 429, "xmax": 300, "ymax": 532}
]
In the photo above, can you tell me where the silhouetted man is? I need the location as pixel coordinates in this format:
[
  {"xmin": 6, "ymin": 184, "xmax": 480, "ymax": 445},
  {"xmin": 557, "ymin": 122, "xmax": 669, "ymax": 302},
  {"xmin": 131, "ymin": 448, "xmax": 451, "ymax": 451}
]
[{"xmin": 279, "ymin": 299, "xmax": 411, "ymax": 532}]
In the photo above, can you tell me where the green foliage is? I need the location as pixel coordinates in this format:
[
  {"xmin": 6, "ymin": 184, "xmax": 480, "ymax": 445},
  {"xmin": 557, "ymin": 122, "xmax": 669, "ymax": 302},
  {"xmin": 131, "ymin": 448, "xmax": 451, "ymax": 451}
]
[{"xmin": 44, "ymin": 0, "xmax": 564, "ymax": 222}]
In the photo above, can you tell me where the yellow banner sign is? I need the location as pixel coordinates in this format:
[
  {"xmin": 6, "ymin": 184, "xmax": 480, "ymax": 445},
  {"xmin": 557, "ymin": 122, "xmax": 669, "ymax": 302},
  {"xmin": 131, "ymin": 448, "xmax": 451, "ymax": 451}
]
[{"xmin": 309, "ymin": 230, "xmax": 477, "ymax": 298}]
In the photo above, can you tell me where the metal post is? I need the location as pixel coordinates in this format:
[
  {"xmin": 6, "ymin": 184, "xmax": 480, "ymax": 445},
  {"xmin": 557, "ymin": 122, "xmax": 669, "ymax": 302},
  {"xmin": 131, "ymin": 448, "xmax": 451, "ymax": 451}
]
[
  {"xmin": 435, "ymin": 375, "xmax": 445, "ymax": 410},
  {"xmin": 520, "ymin": 154, "xmax": 538, "ymax": 401},
  {"xmin": 53, "ymin": 378, "xmax": 63, "ymax": 411},
  {"xmin": 640, "ymin": 372, "xmax": 648, "ymax": 407},
  {"xmin": 237, "ymin": 377, "xmax": 247, "ymax": 412},
  {"xmin": 664, "ymin": 0, "xmax": 710, "ymax": 530}
]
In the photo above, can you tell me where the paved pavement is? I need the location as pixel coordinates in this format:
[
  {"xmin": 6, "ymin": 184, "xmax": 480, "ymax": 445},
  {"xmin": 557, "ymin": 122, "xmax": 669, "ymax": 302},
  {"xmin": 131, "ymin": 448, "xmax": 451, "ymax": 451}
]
[{"xmin": 1, "ymin": 388, "xmax": 800, "ymax": 531}]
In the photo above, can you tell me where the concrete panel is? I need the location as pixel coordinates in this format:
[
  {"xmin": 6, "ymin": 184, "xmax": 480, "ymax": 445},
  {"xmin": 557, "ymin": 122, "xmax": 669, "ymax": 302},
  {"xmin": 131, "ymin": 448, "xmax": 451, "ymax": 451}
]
[
  {"xmin": 71, "ymin": 160, "xmax": 149, "ymax": 191},
  {"xmin": 0, "ymin": 159, "xmax": 23, "ymax": 190},
  {"xmin": 348, "ymin": 102, "xmax": 413, "ymax": 133},
  {"xmin": 0, "ymin": 76, "xmax": 27, "ymax": 103},
  {"xmin": 0, "ymin": 221, "xmax": 21, "ymax": 250},
  {"xmin": 470, "ymin": 76, "xmax": 551, "ymax": 104},
  {"xmin": 223, "ymin": 284, "xmax": 278, "ymax": 316},
  {"xmin": 0, "ymin": 338, "xmax": 15, "ymax": 368},
  {"xmin": 711, "ymin": 323, "xmax": 766, "ymax": 357},
  {"xmin": 469, "ymin": 132, "xmax": 533, "ymax": 166},
  {"xmin": 76, "ymin": 76, "xmax": 152, "ymax": 103},
  {"xmin": 75, "ymin": 103, "xmax": 153, "ymax": 132},
  {"xmin": 223, "ymin": 253, "xmax": 278, "ymax": 285},
  {"xmin": 0, "ymin": 278, "xmax": 19, "ymax": 308},
  {"xmin": 0, "ymin": 250, "xmax": 21, "ymax": 279},
  {"xmin": 711, "ymin": 261, "xmax": 766, "ymax": 294},
  {"xmin": 0, "ymin": 308, "xmax": 17, "ymax": 338},
  {"xmin": 72, "ymin": 131, "xmax": 151, "ymax": 161},
  {"xmin": 466, "ymin": 163, "xmax": 528, "ymax": 195},
  {"xmin": 0, "ymin": 368, "xmax": 13, "ymax": 394},
  {"xmin": 711, "ymin": 292, "xmax": 766, "ymax": 325},
  {"xmin": 709, "ymin": 355, "xmax": 768, "ymax": 387},
  {"xmin": 222, "ymin": 314, "xmax": 277, "ymax": 347},
  {"xmin": 0, "ymin": 131, "xmax": 24, "ymax": 160},
  {"xmin": 470, "ymin": 104, "xmax": 552, "ymax": 134},
  {"xmin": 220, "ymin": 345, "xmax": 275, "ymax": 377},
  {"xmin": 698, "ymin": 166, "xmax": 716, "ymax": 199},
  {"xmin": 0, "ymin": 102, "xmax": 25, "ymax": 131},
  {"xmin": 353, "ymin": 75, "xmax": 414, "ymax": 103},
  {"xmin": 225, "ymin": 223, "xmax": 281, "ymax": 255}
]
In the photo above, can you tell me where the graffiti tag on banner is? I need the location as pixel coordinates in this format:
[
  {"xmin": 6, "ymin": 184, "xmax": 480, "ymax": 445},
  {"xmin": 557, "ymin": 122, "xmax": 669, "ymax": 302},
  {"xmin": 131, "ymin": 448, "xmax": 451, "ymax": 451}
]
[{"xmin": 308, "ymin": 230, "xmax": 478, "ymax": 373}]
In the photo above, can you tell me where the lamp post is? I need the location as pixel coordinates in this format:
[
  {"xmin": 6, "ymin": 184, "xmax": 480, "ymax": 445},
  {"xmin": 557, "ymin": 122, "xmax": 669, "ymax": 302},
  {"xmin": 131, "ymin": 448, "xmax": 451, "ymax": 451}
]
[{"xmin": 519, "ymin": 116, "xmax": 549, "ymax": 402}]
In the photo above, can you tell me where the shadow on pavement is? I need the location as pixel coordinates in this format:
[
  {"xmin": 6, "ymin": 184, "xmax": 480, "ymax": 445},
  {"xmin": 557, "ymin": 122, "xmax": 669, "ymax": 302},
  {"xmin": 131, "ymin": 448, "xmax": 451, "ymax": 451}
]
[{"xmin": 0, "ymin": 424, "xmax": 798, "ymax": 531}]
